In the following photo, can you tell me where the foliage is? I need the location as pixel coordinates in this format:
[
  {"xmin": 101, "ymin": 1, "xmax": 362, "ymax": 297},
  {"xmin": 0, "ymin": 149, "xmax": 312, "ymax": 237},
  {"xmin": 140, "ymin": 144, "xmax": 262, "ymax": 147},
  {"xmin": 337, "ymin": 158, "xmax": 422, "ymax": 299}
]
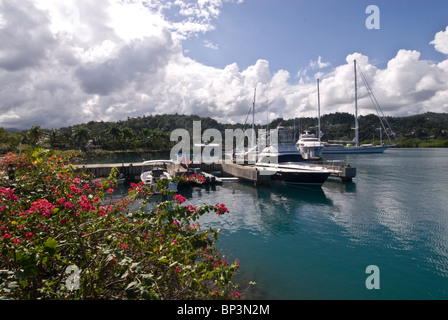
[
  {"xmin": 2, "ymin": 111, "xmax": 448, "ymax": 153},
  {"xmin": 0, "ymin": 128, "xmax": 22, "ymax": 154},
  {"xmin": 0, "ymin": 149, "xmax": 242, "ymax": 300}
]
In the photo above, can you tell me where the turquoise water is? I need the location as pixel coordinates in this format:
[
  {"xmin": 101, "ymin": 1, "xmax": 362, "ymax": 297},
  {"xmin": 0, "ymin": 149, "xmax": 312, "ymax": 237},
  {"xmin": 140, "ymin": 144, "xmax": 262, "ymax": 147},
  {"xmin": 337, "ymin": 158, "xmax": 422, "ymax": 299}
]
[{"xmin": 175, "ymin": 149, "xmax": 448, "ymax": 299}]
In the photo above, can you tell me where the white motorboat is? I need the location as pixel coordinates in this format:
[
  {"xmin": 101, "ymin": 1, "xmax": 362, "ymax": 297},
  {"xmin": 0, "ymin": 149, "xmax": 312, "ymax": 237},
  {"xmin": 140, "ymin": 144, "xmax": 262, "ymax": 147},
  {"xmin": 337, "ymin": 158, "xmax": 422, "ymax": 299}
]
[
  {"xmin": 255, "ymin": 127, "xmax": 333, "ymax": 186},
  {"xmin": 140, "ymin": 160, "xmax": 178, "ymax": 193},
  {"xmin": 296, "ymin": 130, "xmax": 324, "ymax": 160}
]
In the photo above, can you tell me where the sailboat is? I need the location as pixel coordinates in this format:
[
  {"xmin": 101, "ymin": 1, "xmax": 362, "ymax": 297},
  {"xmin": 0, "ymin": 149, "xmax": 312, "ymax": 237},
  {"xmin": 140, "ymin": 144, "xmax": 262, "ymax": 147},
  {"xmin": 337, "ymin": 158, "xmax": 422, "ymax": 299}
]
[
  {"xmin": 322, "ymin": 60, "xmax": 394, "ymax": 154},
  {"xmin": 296, "ymin": 78, "xmax": 324, "ymax": 160}
]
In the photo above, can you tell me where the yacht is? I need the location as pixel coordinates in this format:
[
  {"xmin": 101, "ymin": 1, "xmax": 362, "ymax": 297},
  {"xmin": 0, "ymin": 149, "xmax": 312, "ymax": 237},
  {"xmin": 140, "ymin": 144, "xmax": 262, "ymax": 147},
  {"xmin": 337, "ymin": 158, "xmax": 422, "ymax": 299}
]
[
  {"xmin": 322, "ymin": 60, "xmax": 394, "ymax": 154},
  {"xmin": 255, "ymin": 127, "xmax": 332, "ymax": 186},
  {"xmin": 322, "ymin": 142, "xmax": 390, "ymax": 154},
  {"xmin": 296, "ymin": 130, "xmax": 324, "ymax": 160}
]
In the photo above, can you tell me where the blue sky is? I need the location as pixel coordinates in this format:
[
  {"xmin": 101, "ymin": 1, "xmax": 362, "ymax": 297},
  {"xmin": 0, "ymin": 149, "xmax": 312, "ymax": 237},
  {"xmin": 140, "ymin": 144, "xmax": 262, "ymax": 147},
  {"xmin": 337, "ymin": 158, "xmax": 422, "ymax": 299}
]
[
  {"xmin": 1, "ymin": 0, "xmax": 448, "ymax": 129},
  {"xmin": 183, "ymin": 0, "xmax": 448, "ymax": 74}
]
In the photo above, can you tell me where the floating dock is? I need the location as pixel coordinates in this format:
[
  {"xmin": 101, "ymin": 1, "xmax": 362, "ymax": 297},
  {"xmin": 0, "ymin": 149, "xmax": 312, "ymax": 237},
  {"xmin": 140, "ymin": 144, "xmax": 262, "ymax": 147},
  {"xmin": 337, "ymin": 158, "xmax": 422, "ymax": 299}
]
[
  {"xmin": 74, "ymin": 160, "xmax": 356, "ymax": 184},
  {"xmin": 319, "ymin": 161, "xmax": 356, "ymax": 182}
]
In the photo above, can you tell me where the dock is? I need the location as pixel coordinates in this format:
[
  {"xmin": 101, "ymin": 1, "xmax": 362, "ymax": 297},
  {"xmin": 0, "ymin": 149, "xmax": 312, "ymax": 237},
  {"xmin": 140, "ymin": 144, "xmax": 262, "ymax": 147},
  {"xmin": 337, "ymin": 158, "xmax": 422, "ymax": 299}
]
[
  {"xmin": 74, "ymin": 162, "xmax": 144, "ymax": 181},
  {"xmin": 74, "ymin": 160, "xmax": 356, "ymax": 184},
  {"xmin": 319, "ymin": 161, "xmax": 357, "ymax": 182}
]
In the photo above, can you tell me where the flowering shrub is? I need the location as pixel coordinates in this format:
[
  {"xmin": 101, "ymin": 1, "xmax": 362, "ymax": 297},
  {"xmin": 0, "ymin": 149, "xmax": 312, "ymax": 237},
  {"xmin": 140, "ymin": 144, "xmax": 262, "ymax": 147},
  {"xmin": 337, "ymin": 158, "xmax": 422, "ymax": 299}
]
[{"xmin": 0, "ymin": 149, "xmax": 242, "ymax": 300}]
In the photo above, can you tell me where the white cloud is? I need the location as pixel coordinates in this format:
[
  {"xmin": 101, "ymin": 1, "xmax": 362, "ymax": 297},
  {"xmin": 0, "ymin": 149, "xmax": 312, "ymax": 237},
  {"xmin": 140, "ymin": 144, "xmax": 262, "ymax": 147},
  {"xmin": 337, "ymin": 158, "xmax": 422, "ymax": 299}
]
[
  {"xmin": 431, "ymin": 26, "xmax": 448, "ymax": 55},
  {"xmin": 203, "ymin": 40, "xmax": 219, "ymax": 50},
  {"xmin": 310, "ymin": 56, "xmax": 331, "ymax": 69},
  {"xmin": 1, "ymin": 0, "xmax": 448, "ymax": 130}
]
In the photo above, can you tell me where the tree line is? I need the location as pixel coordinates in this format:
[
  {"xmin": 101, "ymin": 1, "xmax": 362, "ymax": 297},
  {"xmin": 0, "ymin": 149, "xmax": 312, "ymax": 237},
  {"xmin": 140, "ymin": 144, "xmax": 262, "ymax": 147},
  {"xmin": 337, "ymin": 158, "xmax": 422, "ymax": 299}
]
[{"xmin": 1, "ymin": 112, "xmax": 448, "ymax": 154}]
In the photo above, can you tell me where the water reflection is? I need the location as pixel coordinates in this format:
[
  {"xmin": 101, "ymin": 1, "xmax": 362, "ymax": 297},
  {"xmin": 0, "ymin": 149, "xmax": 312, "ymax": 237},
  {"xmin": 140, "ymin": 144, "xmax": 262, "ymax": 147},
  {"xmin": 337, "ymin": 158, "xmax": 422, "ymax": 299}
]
[
  {"xmin": 110, "ymin": 150, "xmax": 448, "ymax": 299},
  {"xmin": 178, "ymin": 180, "xmax": 335, "ymax": 239}
]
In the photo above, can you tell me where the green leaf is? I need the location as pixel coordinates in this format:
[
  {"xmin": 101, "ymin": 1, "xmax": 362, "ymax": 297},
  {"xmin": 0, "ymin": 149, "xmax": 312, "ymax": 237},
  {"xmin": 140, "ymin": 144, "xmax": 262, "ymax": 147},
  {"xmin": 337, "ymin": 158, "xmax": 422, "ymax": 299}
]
[
  {"xmin": 140, "ymin": 274, "xmax": 154, "ymax": 286},
  {"xmin": 43, "ymin": 238, "xmax": 58, "ymax": 255},
  {"xmin": 125, "ymin": 281, "xmax": 141, "ymax": 299},
  {"xmin": 158, "ymin": 256, "xmax": 169, "ymax": 265}
]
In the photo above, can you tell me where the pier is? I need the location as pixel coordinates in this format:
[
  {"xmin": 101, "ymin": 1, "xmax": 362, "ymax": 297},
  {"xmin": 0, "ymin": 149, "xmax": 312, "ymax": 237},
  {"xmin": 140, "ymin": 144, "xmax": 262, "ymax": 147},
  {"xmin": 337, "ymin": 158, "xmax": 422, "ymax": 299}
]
[
  {"xmin": 321, "ymin": 162, "xmax": 356, "ymax": 182},
  {"xmin": 74, "ymin": 160, "xmax": 355, "ymax": 184},
  {"xmin": 74, "ymin": 162, "xmax": 144, "ymax": 181}
]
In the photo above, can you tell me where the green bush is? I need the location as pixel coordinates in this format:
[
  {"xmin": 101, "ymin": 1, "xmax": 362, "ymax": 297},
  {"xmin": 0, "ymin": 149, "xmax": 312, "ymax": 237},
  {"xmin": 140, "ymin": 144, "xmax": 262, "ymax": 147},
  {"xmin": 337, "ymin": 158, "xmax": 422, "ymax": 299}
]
[{"xmin": 0, "ymin": 149, "xmax": 242, "ymax": 300}]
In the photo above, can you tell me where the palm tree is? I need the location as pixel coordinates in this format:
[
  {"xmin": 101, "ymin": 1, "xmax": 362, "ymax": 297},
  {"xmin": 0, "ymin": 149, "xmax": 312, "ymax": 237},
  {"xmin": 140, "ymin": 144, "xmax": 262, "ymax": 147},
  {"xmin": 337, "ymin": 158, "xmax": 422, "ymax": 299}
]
[
  {"xmin": 28, "ymin": 126, "xmax": 45, "ymax": 146},
  {"xmin": 46, "ymin": 129, "xmax": 61, "ymax": 149},
  {"xmin": 108, "ymin": 126, "xmax": 122, "ymax": 150},
  {"xmin": 122, "ymin": 127, "xmax": 134, "ymax": 150},
  {"xmin": 72, "ymin": 126, "xmax": 89, "ymax": 151}
]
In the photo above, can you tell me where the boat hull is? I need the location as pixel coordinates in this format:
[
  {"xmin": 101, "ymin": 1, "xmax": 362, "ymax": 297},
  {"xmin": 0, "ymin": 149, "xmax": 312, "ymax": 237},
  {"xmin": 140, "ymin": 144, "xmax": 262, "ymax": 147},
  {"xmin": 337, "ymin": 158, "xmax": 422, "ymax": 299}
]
[
  {"xmin": 322, "ymin": 145, "xmax": 391, "ymax": 154},
  {"xmin": 255, "ymin": 162, "xmax": 332, "ymax": 186},
  {"xmin": 270, "ymin": 170, "xmax": 331, "ymax": 186}
]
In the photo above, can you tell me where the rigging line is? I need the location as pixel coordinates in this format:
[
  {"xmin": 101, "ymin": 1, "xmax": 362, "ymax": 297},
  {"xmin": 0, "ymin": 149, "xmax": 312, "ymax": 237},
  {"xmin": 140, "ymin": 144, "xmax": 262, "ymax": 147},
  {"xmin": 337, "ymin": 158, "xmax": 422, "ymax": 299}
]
[
  {"xmin": 356, "ymin": 64, "xmax": 396, "ymax": 143},
  {"xmin": 242, "ymin": 103, "xmax": 253, "ymax": 131},
  {"xmin": 358, "ymin": 66, "xmax": 394, "ymax": 137}
]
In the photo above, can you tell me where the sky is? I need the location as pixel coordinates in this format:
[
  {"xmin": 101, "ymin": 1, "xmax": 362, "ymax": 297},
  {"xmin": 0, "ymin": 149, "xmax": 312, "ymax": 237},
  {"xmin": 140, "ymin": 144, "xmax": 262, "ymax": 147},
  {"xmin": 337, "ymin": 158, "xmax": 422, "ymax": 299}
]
[{"xmin": 1, "ymin": 0, "xmax": 448, "ymax": 130}]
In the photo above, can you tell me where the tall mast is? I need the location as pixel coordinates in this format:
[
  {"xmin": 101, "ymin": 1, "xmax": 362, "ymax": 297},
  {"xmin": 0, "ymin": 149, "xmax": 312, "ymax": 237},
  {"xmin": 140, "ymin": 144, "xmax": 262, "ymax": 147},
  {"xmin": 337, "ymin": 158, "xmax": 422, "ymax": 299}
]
[
  {"xmin": 354, "ymin": 60, "xmax": 359, "ymax": 147},
  {"xmin": 252, "ymin": 88, "xmax": 256, "ymax": 146},
  {"xmin": 317, "ymin": 78, "xmax": 321, "ymax": 142}
]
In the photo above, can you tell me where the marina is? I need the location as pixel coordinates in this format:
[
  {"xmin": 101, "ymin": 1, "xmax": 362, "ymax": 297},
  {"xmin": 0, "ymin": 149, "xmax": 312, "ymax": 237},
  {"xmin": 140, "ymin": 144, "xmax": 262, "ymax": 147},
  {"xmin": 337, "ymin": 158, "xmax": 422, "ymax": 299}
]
[
  {"xmin": 74, "ymin": 158, "xmax": 356, "ymax": 185},
  {"xmin": 102, "ymin": 148, "xmax": 448, "ymax": 299},
  {"xmin": 172, "ymin": 148, "xmax": 448, "ymax": 299}
]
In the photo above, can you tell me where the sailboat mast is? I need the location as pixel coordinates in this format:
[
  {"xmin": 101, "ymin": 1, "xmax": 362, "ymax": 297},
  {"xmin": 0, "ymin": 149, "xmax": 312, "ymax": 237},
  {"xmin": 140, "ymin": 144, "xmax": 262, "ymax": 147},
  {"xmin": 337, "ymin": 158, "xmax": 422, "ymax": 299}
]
[
  {"xmin": 252, "ymin": 88, "xmax": 256, "ymax": 146},
  {"xmin": 354, "ymin": 60, "xmax": 359, "ymax": 147},
  {"xmin": 317, "ymin": 78, "xmax": 321, "ymax": 142}
]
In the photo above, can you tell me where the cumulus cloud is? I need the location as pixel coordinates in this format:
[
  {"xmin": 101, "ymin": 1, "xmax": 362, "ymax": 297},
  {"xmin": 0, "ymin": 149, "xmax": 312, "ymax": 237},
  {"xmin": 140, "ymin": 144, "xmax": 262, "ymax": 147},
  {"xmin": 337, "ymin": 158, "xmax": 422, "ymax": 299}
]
[
  {"xmin": 431, "ymin": 26, "xmax": 448, "ymax": 55},
  {"xmin": 0, "ymin": 0, "xmax": 448, "ymax": 130},
  {"xmin": 0, "ymin": 0, "xmax": 55, "ymax": 71}
]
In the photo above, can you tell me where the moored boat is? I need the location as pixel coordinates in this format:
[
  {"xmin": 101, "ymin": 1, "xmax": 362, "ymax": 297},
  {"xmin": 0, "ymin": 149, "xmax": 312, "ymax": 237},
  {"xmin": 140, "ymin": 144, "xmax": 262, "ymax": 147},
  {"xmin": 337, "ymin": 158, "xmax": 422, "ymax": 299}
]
[
  {"xmin": 255, "ymin": 127, "xmax": 333, "ymax": 186},
  {"xmin": 140, "ymin": 160, "xmax": 178, "ymax": 193}
]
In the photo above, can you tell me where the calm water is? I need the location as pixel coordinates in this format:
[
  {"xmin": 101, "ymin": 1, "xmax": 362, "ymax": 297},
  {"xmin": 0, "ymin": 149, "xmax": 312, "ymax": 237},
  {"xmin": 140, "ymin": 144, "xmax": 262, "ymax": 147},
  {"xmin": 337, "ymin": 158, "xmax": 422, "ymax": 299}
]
[
  {"xmin": 173, "ymin": 148, "xmax": 448, "ymax": 300},
  {"xmin": 112, "ymin": 148, "xmax": 448, "ymax": 299}
]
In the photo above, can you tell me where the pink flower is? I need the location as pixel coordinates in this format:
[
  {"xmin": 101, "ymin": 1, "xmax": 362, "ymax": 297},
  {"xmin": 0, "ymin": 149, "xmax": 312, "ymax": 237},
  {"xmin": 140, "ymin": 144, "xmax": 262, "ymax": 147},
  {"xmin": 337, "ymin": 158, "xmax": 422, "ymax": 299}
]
[
  {"xmin": 186, "ymin": 205, "xmax": 198, "ymax": 214},
  {"xmin": 232, "ymin": 291, "xmax": 242, "ymax": 299},
  {"xmin": 172, "ymin": 220, "xmax": 180, "ymax": 227},
  {"xmin": 215, "ymin": 203, "xmax": 229, "ymax": 215},
  {"xmin": 173, "ymin": 194, "xmax": 186, "ymax": 204},
  {"xmin": 64, "ymin": 202, "xmax": 74, "ymax": 210},
  {"xmin": 119, "ymin": 243, "xmax": 128, "ymax": 250},
  {"xmin": 25, "ymin": 232, "xmax": 34, "ymax": 240}
]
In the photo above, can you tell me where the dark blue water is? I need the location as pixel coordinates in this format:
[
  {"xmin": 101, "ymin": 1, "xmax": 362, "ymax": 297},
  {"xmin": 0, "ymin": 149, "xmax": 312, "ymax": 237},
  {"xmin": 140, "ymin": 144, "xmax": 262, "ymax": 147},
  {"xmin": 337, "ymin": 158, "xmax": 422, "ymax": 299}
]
[{"xmin": 176, "ymin": 148, "xmax": 448, "ymax": 299}]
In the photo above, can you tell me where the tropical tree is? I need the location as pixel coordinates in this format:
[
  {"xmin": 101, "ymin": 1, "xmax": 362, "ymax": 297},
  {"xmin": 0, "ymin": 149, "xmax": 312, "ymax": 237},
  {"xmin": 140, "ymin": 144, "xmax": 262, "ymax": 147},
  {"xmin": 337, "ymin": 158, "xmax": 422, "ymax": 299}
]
[
  {"xmin": 27, "ymin": 126, "xmax": 45, "ymax": 146},
  {"xmin": 108, "ymin": 126, "xmax": 122, "ymax": 150},
  {"xmin": 72, "ymin": 126, "xmax": 89, "ymax": 151},
  {"xmin": 122, "ymin": 127, "xmax": 134, "ymax": 150}
]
